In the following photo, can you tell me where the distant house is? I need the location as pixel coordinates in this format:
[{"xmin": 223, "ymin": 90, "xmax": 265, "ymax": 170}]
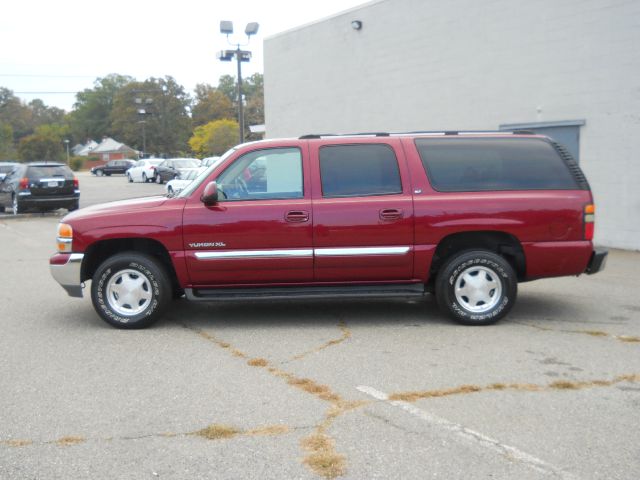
[
  {"xmin": 91, "ymin": 137, "xmax": 138, "ymax": 162},
  {"xmin": 73, "ymin": 140, "xmax": 98, "ymax": 157}
]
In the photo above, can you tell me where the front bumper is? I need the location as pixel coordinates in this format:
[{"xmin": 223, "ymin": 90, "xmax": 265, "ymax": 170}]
[
  {"xmin": 586, "ymin": 248, "xmax": 608, "ymax": 275},
  {"xmin": 50, "ymin": 253, "xmax": 84, "ymax": 297}
]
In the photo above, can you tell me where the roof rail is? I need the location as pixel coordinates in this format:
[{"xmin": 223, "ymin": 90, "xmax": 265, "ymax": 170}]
[{"xmin": 298, "ymin": 130, "xmax": 536, "ymax": 140}]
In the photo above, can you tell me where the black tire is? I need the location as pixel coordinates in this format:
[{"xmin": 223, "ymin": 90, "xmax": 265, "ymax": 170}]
[
  {"xmin": 68, "ymin": 201, "xmax": 80, "ymax": 212},
  {"xmin": 127, "ymin": 173, "xmax": 133, "ymax": 183},
  {"xmin": 156, "ymin": 174, "xmax": 163, "ymax": 184},
  {"xmin": 435, "ymin": 250, "xmax": 517, "ymax": 326},
  {"xmin": 142, "ymin": 173, "xmax": 148, "ymax": 183},
  {"xmin": 167, "ymin": 186, "xmax": 173, "ymax": 194},
  {"xmin": 91, "ymin": 252, "xmax": 172, "ymax": 329}
]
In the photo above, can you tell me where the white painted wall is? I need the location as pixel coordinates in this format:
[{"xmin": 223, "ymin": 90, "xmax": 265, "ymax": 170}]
[{"xmin": 264, "ymin": 0, "xmax": 640, "ymax": 250}]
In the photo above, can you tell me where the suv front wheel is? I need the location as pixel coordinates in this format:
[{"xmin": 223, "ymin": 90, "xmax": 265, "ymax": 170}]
[
  {"xmin": 91, "ymin": 252, "xmax": 171, "ymax": 329},
  {"xmin": 435, "ymin": 250, "xmax": 517, "ymax": 325}
]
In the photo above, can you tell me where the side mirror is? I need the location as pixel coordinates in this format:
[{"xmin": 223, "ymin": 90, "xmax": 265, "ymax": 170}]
[{"xmin": 200, "ymin": 181, "xmax": 219, "ymax": 205}]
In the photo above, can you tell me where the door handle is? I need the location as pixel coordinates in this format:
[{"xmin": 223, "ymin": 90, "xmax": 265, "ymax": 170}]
[
  {"xmin": 379, "ymin": 208, "xmax": 403, "ymax": 221},
  {"xmin": 285, "ymin": 210, "xmax": 309, "ymax": 223}
]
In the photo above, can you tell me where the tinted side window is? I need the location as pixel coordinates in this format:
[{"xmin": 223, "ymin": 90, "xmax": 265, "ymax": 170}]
[
  {"xmin": 320, "ymin": 144, "xmax": 402, "ymax": 197},
  {"xmin": 415, "ymin": 138, "xmax": 579, "ymax": 192},
  {"xmin": 217, "ymin": 147, "xmax": 303, "ymax": 201}
]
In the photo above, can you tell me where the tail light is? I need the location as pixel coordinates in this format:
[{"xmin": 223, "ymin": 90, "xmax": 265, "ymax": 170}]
[
  {"xmin": 584, "ymin": 204, "xmax": 595, "ymax": 241},
  {"xmin": 19, "ymin": 177, "xmax": 29, "ymax": 190},
  {"xmin": 73, "ymin": 177, "xmax": 79, "ymax": 188}
]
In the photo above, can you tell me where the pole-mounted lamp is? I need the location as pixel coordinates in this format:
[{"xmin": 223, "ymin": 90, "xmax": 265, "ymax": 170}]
[{"xmin": 218, "ymin": 20, "xmax": 260, "ymax": 144}]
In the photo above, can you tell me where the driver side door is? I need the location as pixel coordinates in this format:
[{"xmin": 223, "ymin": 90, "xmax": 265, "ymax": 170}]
[{"xmin": 182, "ymin": 146, "xmax": 313, "ymax": 286}]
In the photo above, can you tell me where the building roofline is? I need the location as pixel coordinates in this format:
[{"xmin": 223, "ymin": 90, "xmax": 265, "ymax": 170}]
[{"xmin": 265, "ymin": 0, "xmax": 388, "ymax": 41}]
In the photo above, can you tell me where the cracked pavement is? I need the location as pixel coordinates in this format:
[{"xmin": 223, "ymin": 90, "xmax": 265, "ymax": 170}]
[{"xmin": 1, "ymin": 175, "xmax": 639, "ymax": 479}]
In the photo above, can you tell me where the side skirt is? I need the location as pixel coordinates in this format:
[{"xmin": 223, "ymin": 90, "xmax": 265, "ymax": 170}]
[{"xmin": 185, "ymin": 284, "xmax": 426, "ymax": 302}]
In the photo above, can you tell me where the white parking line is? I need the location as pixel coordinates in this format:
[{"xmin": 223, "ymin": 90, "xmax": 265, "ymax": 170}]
[{"xmin": 356, "ymin": 385, "xmax": 579, "ymax": 480}]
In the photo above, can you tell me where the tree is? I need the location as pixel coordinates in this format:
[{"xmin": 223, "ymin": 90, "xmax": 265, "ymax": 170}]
[
  {"xmin": 0, "ymin": 87, "xmax": 33, "ymax": 141},
  {"xmin": 18, "ymin": 124, "xmax": 67, "ymax": 161},
  {"xmin": 110, "ymin": 76, "xmax": 192, "ymax": 157},
  {"xmin": 191, "ymin": 83, "xmax": 235, "ymax": 127},
  {"xmin": 0, "ymin": 122, "xmax": 17, "ymax": 160},
  {"xmin": 68, "ymin": 74, "xmax": 134, "ymax": 142},
  {"xmin": 189, "ymin": 119, "xmax": 239, "ymax": 157}
]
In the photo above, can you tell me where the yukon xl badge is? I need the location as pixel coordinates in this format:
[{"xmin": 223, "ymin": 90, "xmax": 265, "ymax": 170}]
[{"xmin": 189, "ymin": 242, "xmax": 226, "ymax": 248}]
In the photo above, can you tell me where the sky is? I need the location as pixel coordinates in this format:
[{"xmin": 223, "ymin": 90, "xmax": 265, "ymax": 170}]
[{"xmin": 0, "ymin": 0, "xmax": 371, "ymax": 111}]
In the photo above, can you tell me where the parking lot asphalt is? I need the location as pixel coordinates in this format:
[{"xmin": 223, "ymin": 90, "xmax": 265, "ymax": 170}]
[{"xmin": 0, "ymin": 173, "xmax": 639, "ymax": 479}]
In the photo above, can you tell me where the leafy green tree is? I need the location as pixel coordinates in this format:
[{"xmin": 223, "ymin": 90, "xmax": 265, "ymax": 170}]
[
  {"xmin": 189, "ymin": 119, "xmax": 239, "ymax": 157},
  {"xmin": 0, "ymin": 122, "xmax": 17, "ymax": 160},
  {"xmin": 18, "ymin": 124, "xmax": 67, "ymax": 161},
  {"xmin": 0, "ymin": 87, "xmax": 33, "ymax": 140},
  {"xmin": 191, "ymin": 83, "xmax": 235, "ymax": 127},
  {"xmin": 68, "ymin": 74, "xmax": 134, "ymax": 142},
  {"xmin": 110, "ymin": 76, "xmax": 192, "ymax": 156}
]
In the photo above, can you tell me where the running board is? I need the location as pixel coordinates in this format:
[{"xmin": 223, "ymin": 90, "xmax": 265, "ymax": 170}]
[{"xmin": 185, "ymin": 284, "xmax": 426, "ymax": 302}]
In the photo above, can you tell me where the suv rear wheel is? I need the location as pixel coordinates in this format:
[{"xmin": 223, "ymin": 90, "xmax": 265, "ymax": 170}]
[
  {"xmin": 435, "ymin": 250, "xmax": 517, "ymax": 325},
  {"xmin": 91, "ymin": 252, "xmax": 171, "ymax": 329}
]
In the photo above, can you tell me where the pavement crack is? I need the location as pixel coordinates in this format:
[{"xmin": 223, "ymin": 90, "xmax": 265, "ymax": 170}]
[
  {"xmin": 389, "ymin": 373, "xmax": 640, "ymax": 402},
  {"xmin": 287, "ymin": 320, "xmax": 352, "ymax": 363},
  {"xmin": 513, "ymin": 321, "xmax": 640, "ymax": 344},
  {"xmin": 181, "ymin": 320, "xmax": 369, "ymax": 478}
]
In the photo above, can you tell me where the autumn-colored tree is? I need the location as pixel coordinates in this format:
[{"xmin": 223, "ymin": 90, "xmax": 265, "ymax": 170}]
[
  {"xmin": 189, "ymin": 119, "xmax": 239, "ymax": 157},
  {"xmin": 191, "ymin": 84, "xmax": 235, "ymax": 127}
]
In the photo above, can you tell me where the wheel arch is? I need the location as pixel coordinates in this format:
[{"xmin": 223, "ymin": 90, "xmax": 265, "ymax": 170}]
[
  {"xmin": 81, "ymin": 237, "xmax": 180, "ymax": 292},
  {"xmin": 430, "ymin": 231, "xmax": 526, "ymax": 283}
]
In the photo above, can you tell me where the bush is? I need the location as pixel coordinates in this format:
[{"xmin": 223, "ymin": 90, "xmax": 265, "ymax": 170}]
[{"xmin": 69, "ymin": 156, "xmax": 85, "ymax": 171}]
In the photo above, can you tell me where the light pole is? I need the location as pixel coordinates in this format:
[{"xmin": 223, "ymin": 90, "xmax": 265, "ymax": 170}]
[
  {"xmin": 135, "ymin": 97, "xmax": 153, "ymax": 157},
  {"xmin": 218, "ymin": 21, "xmax": 259, "ymax": 145},
  {"xmin": 63, "ymin": 139, "xmax": 70, "ymax": 165}
]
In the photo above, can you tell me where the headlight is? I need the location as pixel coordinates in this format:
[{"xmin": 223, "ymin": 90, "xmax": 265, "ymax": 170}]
[{"xmin": 57, "ymin": 223, "xmax": 73, "ymax": 253}]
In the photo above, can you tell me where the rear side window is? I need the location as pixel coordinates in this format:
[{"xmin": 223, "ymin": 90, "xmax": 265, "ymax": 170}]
[
  {"xmin": 415, "ymin": 138, "xmax": 579, "ymax": 192},
  {"xmin": 27, "ymin": 165, "xmax": 72, "ymax": 179},
  {"xmin": 320, "ymin": 144, "xmax": 402, "ymax": 197}
]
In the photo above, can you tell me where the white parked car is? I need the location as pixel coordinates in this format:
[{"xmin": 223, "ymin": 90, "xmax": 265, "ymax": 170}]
[
  {"xmin": 165, "ymin": 168, "xmax": 206, "ymax": 195},
  {"xmin": 126, "ymin": 159, "xmax": 164, "ymax": 183}
]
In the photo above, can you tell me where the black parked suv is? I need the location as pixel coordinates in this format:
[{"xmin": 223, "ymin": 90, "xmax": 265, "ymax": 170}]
[
  {"xmin": 0, "ymin": 163, "xmax": 79, "ymax": 214},
  {"xmin": 91, "ymin": 159, "xmax": 136, "ymax": 176}
]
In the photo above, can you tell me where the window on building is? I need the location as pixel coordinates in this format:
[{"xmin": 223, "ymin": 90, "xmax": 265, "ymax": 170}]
[{"xmin": 320, "ymin": 144, "xmax": 402, "ymax": 197}]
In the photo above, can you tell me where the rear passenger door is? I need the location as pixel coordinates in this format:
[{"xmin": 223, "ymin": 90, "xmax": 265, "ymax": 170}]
[{"xmin": 310, "ymin": 140, "xmax": 415, "ymax": 282}]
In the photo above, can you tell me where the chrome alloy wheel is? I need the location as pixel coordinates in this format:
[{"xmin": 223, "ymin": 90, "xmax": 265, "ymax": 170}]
[
  {"xmin": 454, "ymin": 265, "xmax": 502, "ymax": 313},
  {"xmin": 12, "ymin": 195, "xmax": 19, "ymax": 215},
  {"xmin": 105, "ymin": 268, "xmax": 153, "ymax": 316}
]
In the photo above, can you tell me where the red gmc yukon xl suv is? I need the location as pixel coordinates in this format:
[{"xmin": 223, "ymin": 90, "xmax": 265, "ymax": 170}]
[{"xmin": 50, "ymin": 132, "xmax": 607, "ymax": 328}]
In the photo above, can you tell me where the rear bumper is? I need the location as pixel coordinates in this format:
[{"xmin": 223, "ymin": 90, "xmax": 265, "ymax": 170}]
[
  {"xmin": 50, "ymin": 253, "xmax": 84, "ymax": 297},
  {"xmin": 19, "ymin": 191, "xmax": 79, "ymax": 208},
  {"xmin": 586, "ymin": 248, "xmax": 608, "ymax": 275}
]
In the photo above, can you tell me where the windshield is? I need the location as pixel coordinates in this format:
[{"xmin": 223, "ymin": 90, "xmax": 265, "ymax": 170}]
[{"xmin": 177, "ymin": 148, "xmax": 235, "ymax": 198}]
